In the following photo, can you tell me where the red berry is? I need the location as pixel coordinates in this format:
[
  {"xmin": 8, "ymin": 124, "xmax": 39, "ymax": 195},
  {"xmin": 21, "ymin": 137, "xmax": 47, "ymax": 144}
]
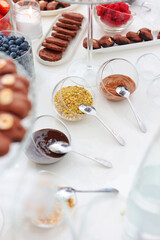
[{"xmin": 0, "ymin": 0, "xmax": 10, "ymax": 16}]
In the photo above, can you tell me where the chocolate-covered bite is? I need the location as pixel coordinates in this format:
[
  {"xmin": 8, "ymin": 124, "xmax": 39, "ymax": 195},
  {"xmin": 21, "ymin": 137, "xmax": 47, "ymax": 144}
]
[
  {"xmin": 58, "ymin": 17, "xmax": 81, "ymax": 27},
  {"xmin": 0, "ymin": 59, "xmax": 17, "ymax": 75},
  {"xmin": 47, "ymin": 1, "xmax": 59, "ymax": 10},
  {"xmin": 42, "ymin": 42, "xmax": 66, "ymax": 52},
  {"xmin": 0, "ymin": 132, "xmax": 11, "ymax": 157},
  {"xmin": 52, "ymin": 26, "xmax": 77, "ymax": 37},
  {"xmin": 99, "ymin": 35, "xmax": 114, "ymax": 48},
  {"xmin": 126, "ymin": 31, "xmax": 143, "ymax": 42},
  {"xmin": 45, "ymin": 37, "xmax": 69, "ymax": 48},
  {"xmin": 62, "ymin": 12, "xmax": 84, "ymax": 22},
  {"xmin": 138, "ymin": 28, "xmax": 153, "ymax": 41},
  {"xmin": 58, "ymin": 2, "xmax": 70, "ymax": 8},
  {"xmin": 39, "ymin": 0, "xmax": 48, "ymax": 10},
  {"xmin": 56, "ymin": 22, "xmax": 79, "ymax": 31},
  {"xmin": 51, "ymin": 32, "xmax": 72, "ymax": 41},
  {"xmin": 113, "ymin": 34, "xmax": 131, "ymax": 45},
  {"xmin": 83, "ymin": 37, "xmax": 100, "ymax": 49},
  {"xmin": 39, "ymin": 48, "xmax": 62, "ymax": 62},
  {"xmin": 157, "ymin": 31, "xmax": 160, "ymax": 39}
]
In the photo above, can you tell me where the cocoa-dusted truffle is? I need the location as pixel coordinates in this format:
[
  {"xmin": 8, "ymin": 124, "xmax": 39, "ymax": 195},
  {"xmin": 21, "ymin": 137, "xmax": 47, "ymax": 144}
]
[
  {"xmin": 83, "ymin": 38, "xmax": 100, "ymax": 49},
  {"xmin": 112, "ymin": 34, "xmax": 131, "ymax": 45},
  {"xmin": 99, "ymin": 35, "xmax": 114, "ymax": 48},
  {"xmin": 47, "ymin": 1, "xmax": 59, "ymax": 10},
  {"xmin": 138, "ymin": 28, "xmax": 153, "ymax": 41},
  {"xmin": 126, "ymin": 31, "xmax": 143, "ymax": 42}
]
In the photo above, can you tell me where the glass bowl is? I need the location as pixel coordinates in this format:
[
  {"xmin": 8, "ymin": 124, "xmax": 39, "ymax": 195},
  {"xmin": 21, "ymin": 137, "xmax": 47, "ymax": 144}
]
[
  {"xmin": 25, "ymin": 115, "xmax": 71, "ymax": 165},
  {"xmin": 97, "ymin": 58, "xmax": 139, "ymax": 101},
  {"xmin": 0, "ymin": 52, "xmax": 35, "ymax": 175},
  {"xmin": 136, "ymin": 53, "xmax": 160, "ymax": 82},
  {"xmin": 147, "ymin": 76, "xmax": 160, "ymax": 107},
  {"xmin": 0, "ymin": 30, "xmax": 35, "ymax": 79},
  {"xmin": 52, "ymin": 76, "xmax": 95, "ymax": 121},
  {"xmin": 0, "ymin": 0, "xmax": 13, "ymax": 31},
  {"xmin": 94, "ymin": 2, "xmax": 134, "ymax": 33}
]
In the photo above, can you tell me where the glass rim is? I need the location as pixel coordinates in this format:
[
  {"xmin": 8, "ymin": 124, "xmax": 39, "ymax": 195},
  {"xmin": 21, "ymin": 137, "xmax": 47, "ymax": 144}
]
[
  {"xmin": 0, "ymin": 30, "xmax": 32, "ymax": 60},
  {"xmin": 52, "ymin": 76, "xmax": 95, "ymax": 118},
  {"xmin": 14, "ymin": 0, "xmax": 40, "ymax": 14},
  {"xmin": 30, "ymin": 114, "xmax": 72, "ymax": 159},
  {"xmin": 96, "ymin": 3, "xmax": 134, "ymax": 16},
  {"xmin": 97, "ymin": 57, "xmax": 139, "ymax": 100}
]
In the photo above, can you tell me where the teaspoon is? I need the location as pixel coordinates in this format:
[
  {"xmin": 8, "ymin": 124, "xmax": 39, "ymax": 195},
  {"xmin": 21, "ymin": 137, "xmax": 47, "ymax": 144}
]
[
  {"xmin": 49, "ymin": 141, "xmax": 112, "ymax": 168},
  {"xmin": 78, "ymin": 104, "xmax": 125, "ymax": 146},
  {"xmin": 116, "ymin": 86, "xmax": 147, "ymax": 133}
]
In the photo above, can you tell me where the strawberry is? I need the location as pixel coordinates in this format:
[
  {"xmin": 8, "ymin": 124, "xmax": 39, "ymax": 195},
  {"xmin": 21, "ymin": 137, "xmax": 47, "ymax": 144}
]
[
  {"xmin": 0, "ymin": 0, "xmax": 10, "ymax": 16},
  {"xmin": 0, "ymin": 14, "xmax": 4, "ymax": 19}
]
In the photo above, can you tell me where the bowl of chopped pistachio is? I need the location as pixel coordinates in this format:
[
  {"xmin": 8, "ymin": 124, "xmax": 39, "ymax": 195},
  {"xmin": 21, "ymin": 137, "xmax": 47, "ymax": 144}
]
[{"xmin": 52, "ymin": 76, "xmax": 95, "ymax": 121}]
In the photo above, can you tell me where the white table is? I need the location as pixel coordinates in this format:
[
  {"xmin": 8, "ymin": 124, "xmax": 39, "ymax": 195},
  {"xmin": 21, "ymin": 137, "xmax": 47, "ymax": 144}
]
[{"xmin": 1, "ymin": 2, "xmax": 160, "ymax": 239}]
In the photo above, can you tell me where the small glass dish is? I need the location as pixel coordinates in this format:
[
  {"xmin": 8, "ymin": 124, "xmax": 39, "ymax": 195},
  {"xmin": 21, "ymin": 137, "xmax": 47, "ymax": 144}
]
[
  {"xmin": 0, "ymin": 0, "xmax": 13, "ymax": 31},
  {"xmin": 0, "ymin": 30, "xmax": 35, "ymax": 79},
  {"xmin": 97, "ymin": 58, "xmax": 139, "ymax": 101},
  {"xmin": 94, "ymin": 3, "xmax": 134, "ymax": 33},
  {"xmin": 147, "ymin": 76, "xmax": 160, "ymax": 107},
  {"xmin": 52, "ymin": 76, "xmax": 95, "ymax": 121},
  {"xmin": 136, "ymin": 53, "xmax": 160, "ymax": 82},
  {"xmin": 25, "ymin": 114, "xmax": 71, "ymax": 165}
]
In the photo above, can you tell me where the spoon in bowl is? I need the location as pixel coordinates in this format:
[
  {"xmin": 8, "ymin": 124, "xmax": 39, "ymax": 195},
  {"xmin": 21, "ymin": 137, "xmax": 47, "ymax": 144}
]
[
  {"xmin": 78, "ymin": 104, "xmax": 125, "ymax": 146},
  {"xmin": 116, "ymin": 86, "xmax": 147, "ymax": 133},
  {"xmin": 49, "ymin": 141, "xmax": 112, "ymax": 168}
]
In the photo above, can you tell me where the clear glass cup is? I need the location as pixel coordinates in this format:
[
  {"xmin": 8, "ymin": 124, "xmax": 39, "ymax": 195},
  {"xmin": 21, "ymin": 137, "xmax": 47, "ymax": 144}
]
[
  {"xmin": 13, "ymin": 0, "xmax": 43, "ymax": 41},
  {"xmin": 0, "ymin": 0, "xmax": 13, "ymax": 31},
  {"xmin": 136, "ymin": 53, "xmax": 160, "ymax": 82},
  {"xmin": 25, "ymin": 115, "xmax": 71, "ymax": 164},
  {"xmin": 52, "ymin": 76, "xmax": 95, "ymax": 121},
  {"xmin": 124, "ymin": 129, "xmax": 160, "ymax": 240},
  {"xmin": 94, "ymin": 4, "xmax": 134, "ymax": 33},
  {"xmin": 97, "ymin": 58, "xmax": 139, "ymax": 101},
  {"xmin": 0, "ymin": 30, "xmax": 35, "ymax": 79},
  {"xmin": 147, "ymin": 76, "xmax": 160, "ymax": 107}
]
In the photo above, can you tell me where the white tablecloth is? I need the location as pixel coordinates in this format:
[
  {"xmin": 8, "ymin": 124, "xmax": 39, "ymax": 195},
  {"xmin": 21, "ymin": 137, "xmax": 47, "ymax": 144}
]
[{"xmin": 2, "ymin": 1, "xmax": 160, "ymax": 239}]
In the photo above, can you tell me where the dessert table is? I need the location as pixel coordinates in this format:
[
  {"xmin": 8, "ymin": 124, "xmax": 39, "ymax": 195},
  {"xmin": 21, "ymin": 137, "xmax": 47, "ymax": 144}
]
[{"xmin": 1, "ymin": 1, "xmax": 160, "ymax": 239}]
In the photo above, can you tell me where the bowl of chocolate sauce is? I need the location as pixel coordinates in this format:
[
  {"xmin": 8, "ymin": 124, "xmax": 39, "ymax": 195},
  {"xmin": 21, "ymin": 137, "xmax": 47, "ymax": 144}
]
[{"xmin": 25, "ymin": 115, "xmax": 71, "ymax": 164}]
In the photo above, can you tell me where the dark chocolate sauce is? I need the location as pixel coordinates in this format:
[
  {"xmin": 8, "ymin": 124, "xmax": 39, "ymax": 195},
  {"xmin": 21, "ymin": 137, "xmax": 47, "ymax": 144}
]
[{"xmin": 33, "ymin": 128, "xmax": 69, "ymax": 158}]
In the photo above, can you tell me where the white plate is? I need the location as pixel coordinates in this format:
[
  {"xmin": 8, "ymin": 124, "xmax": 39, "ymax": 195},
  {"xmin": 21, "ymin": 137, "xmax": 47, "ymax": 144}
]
[
  {"xmin": 10, "ymin": 1, "xmax": 79, "ymax": 17},
  {"xmin": 36, "ymin": 14, "xmax": 87, "ymax": 66},
  {"xmin": 92, "ymin": 30, "xmax": 160, "ymax": 54},
  {"xmin": 41, "ymin": 4, "xmax": 79, "ymax": 17}
]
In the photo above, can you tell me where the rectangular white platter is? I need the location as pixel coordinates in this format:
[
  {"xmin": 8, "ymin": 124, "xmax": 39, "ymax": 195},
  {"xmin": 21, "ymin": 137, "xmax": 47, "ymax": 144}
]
[{"xmin": 36, "ymin": 13, "xmax": 87, "ymax": 66}]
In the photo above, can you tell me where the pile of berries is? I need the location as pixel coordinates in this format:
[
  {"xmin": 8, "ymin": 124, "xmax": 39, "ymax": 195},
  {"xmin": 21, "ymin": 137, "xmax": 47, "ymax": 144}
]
[
  {"xmin": 0, "ymin": 33, "xmax": 30, "ymax": 59},
  {"xmin": 0, "ymin": 0, "xmax": 11, "ymax": 31},
  {"xmin": 96, "ymin": 1, "xmax": 132, "ymax": 27}
]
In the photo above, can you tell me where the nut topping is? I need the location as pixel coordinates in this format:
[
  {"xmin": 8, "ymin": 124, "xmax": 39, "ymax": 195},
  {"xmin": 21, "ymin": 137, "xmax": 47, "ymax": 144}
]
[
  {"xmin": 1, "ymin": 74, "xmax": 15, "ymax": 86},
  {"xmin": 0, "ymin": 89, "xmax": 13, "ymax": 105},
  {"xmin": 0, "ymin": 113, "xmax": 14, "ymax": 130}
]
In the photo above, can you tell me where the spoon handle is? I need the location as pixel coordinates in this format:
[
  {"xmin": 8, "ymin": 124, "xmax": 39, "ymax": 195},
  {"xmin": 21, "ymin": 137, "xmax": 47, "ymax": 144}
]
[
  {"xmin": 127, "ymin": 97, "xmax": 147, "ymax": 133},
  {"xmin": 96, "ymin": 116, "xmax": 126, "ymax": 146},
  {"xmin": 75, "ymin": 188, "xmax": 119, "ymax": 193},
  {"xmin": 72, "ymin": 150, "xmax": 112, "ymax": 168}
]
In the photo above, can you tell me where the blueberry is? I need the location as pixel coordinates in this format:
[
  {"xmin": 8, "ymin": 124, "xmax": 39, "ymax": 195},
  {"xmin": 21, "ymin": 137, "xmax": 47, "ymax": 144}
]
[
  {"xmin": 6, "ymin": 50, "xmax": 10, "ymax": 55},
  {"xmin": 19, "ymin": 36, "xmax": 25, "ymax": 42},
  {"xmin": 10, "ymin": 48, "xmax": 17, "ymax": 52},
  {"xmin": 20, "ymin": 42, "xmax": 28, "ymax": 51},
  {"xmin": 6, "ymin": 36, "xmax": 11, "ymax": 41},
  {"xmin": 9, "ymin": 40, "xmax": 15, "ymax": 45},
  {"xmin": 10, "ymin": 35, "xmax": 16, "ymax": 40},
  {"xmin": 3, "ymin": 44, "xmax": 8, "ymax": 49},
  {"xmin": 10, "ymin": 52, "xmax": 17, "ymax": 59},
  {"xmin": 0, "ymin": 33, "xmax": 4, "ymax": 37},
  {"xmin": 2, "ymin": 38, "xmax": 8, "ymax": 44},
  {"xmin": 0, "ymin": 47, "xmax": 3, "ymax": 51},
  {"xmin": 1, "ymin": 47, "xmax": 6, "ymax": 51},
  {"xmin": 16, "ymin": 50, "xmax": 20, "ymax": 56},
  {"xmin": 20, "ymin": 50, "xmax": 25, "ymax": 56},
  {"xmin": 15, "ymin": 38, "xmax": 22, "ymax": 45}
]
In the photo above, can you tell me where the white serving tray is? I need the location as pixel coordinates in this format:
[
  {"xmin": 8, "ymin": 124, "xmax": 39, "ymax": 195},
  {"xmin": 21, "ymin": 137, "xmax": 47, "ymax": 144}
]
[
  {"xmin": 92, "ymin": 30, "xmax": 160, "ymax": 54},
  {"xmin": 36, "ymin": 14, "xmax": 87, "ymax": 66}
]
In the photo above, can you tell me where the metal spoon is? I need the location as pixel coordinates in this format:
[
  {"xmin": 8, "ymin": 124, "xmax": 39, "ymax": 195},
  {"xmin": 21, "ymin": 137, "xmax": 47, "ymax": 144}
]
[
  {"xmin": 116, "ymin": 86, "xmax": 147, "ymax": 133},
  {"xmin": 49, "ymin": 141, "xmax": 112, "ymax": 168},
  {"xmin": 57, "ymin": 186, "xmax": 118, "ymax": 202},
  {"xmin": 78, "ymin": 104, "xmax": 125, "ymax": 146}
]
